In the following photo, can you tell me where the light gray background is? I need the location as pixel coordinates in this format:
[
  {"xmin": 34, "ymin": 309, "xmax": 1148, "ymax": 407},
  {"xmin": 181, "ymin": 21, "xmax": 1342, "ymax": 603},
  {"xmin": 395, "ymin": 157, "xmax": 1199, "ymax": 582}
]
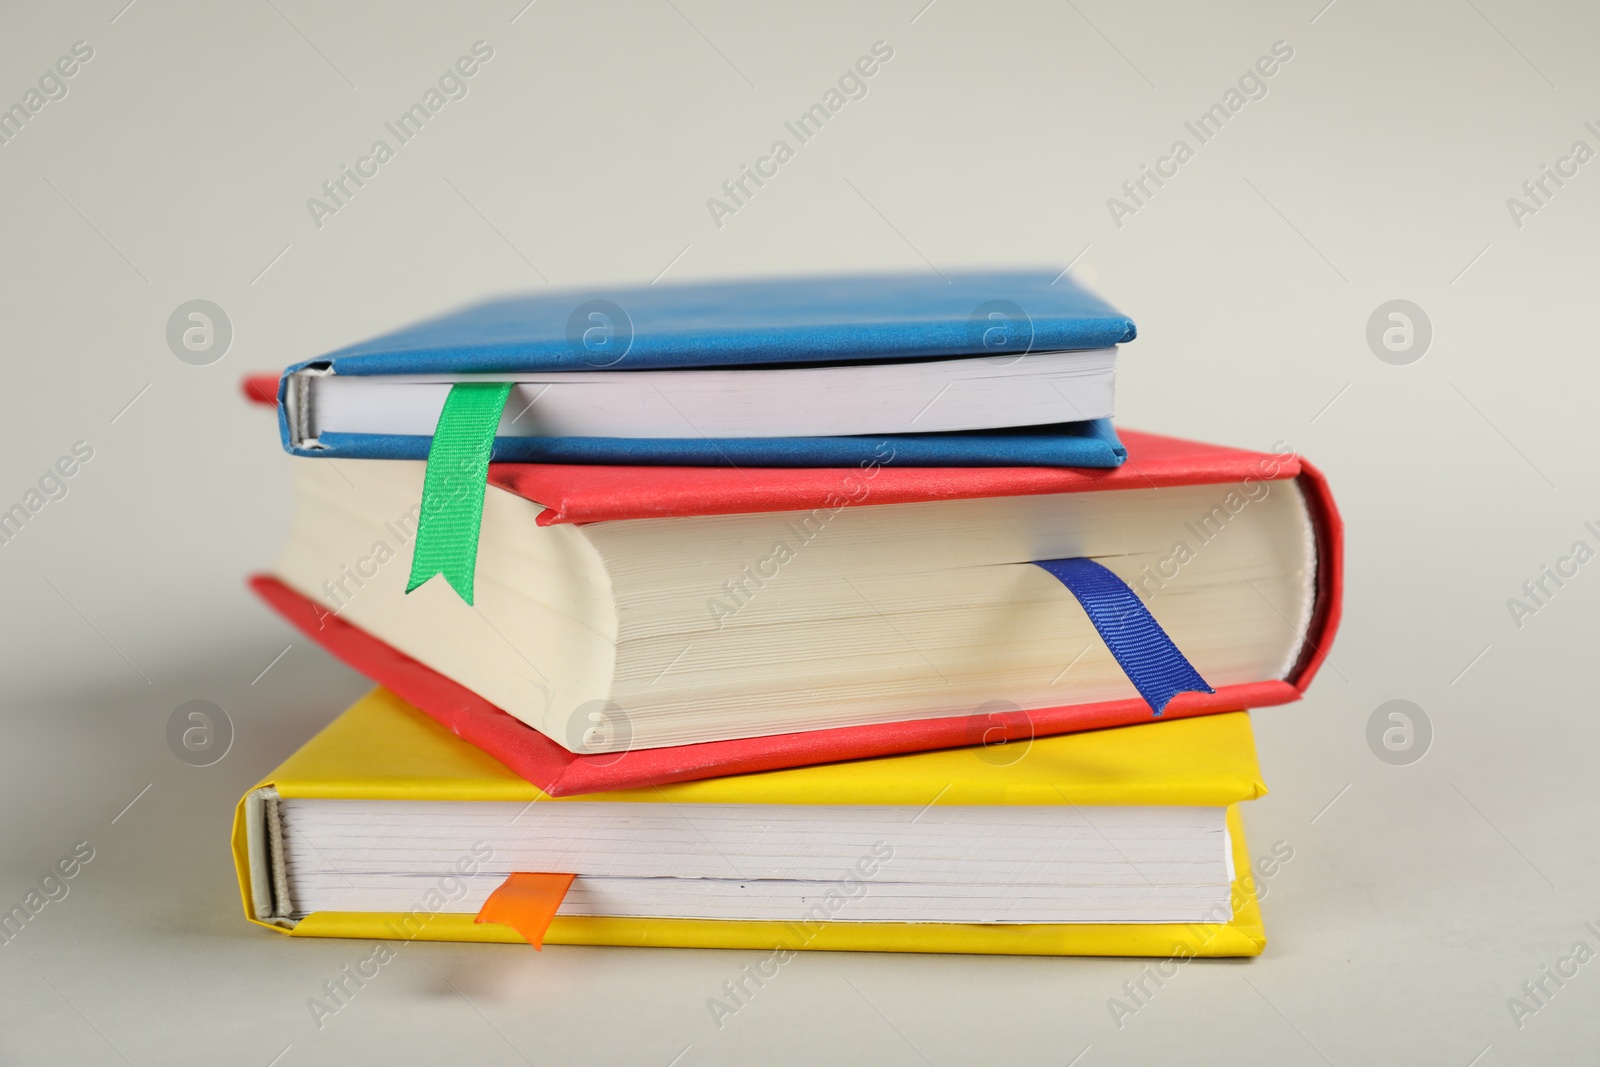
[{"xmin": 2, "ymin": 0, "xmax": 1597, "ymax": 1064}]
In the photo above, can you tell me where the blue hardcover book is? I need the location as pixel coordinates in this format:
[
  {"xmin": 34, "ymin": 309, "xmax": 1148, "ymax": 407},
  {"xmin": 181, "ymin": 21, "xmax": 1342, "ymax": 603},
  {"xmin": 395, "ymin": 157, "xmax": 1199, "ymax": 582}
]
[{"xmin": 277, "ymin": 271, "xmax": 1135, "ymax": 468}]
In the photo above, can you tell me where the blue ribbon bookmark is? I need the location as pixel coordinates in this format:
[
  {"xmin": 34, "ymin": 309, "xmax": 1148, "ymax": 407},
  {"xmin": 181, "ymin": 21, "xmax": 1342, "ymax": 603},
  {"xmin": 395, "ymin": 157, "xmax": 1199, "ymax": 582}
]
[{"xmin": 1033, "ymin": 557, "xmax": 1214, "ymax": 715}]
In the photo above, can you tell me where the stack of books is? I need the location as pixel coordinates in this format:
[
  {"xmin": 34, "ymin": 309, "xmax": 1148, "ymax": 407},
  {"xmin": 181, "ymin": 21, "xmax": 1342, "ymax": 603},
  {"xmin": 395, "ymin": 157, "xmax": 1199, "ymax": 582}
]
[{"xmin": 235, "ymin": 271, "xmax": 1341, "ymax": 958}]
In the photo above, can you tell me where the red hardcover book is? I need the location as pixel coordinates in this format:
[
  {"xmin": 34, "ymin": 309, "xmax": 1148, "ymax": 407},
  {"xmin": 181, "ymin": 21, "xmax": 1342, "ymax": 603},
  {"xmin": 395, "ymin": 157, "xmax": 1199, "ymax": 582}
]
[{"xmin": 246, "ymin": 376, "xmax": 1341, "ymax": 795}]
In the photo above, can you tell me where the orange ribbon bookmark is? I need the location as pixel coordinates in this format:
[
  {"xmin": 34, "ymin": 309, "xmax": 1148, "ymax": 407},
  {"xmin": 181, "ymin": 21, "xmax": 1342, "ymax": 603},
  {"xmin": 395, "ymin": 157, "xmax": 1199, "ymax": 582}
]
[{"xmin": 474, "ymin": 873, "xmax": 577, "ymax": 949}]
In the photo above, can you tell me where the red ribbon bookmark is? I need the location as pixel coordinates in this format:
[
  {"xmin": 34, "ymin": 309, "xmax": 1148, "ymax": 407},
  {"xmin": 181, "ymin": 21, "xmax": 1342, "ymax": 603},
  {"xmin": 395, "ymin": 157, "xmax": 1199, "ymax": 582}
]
[{"xmin": 474, "ymin": 873, "xmax": 576, "ymax": 949}]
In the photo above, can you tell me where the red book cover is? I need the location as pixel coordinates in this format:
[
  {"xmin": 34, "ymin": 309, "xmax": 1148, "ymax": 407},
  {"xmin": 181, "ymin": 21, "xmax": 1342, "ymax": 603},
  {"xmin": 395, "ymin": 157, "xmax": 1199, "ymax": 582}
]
[{"xmin": 246, "ymin": 375, "xmax": 1341, "ymax": 795}]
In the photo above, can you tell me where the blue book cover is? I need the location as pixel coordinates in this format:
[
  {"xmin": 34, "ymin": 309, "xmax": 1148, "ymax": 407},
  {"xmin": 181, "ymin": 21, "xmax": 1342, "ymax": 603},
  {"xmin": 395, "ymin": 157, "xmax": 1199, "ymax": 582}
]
[
  {"xmin": 309, "ymin": 420, "xmax": 1127, "ymax": 468},
  {"xmin": 278, "ymin": 270, "xmax": 1134, "ymax": 468}
]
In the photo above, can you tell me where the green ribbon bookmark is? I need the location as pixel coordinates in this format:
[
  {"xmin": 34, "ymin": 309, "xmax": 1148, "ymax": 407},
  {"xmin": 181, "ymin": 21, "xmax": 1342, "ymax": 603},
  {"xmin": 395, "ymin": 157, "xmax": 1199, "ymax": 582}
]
[{"xmin": 405, "ymin": 381, "xmax": 514, "ymax": 605}]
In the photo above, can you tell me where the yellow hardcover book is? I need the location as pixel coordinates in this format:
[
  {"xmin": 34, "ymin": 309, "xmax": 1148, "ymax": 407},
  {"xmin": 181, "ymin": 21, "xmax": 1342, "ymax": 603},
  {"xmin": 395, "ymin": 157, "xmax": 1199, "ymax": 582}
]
[{"xmin": 233, "ymin": 688, "xmax": 1269, "ymax": 956}]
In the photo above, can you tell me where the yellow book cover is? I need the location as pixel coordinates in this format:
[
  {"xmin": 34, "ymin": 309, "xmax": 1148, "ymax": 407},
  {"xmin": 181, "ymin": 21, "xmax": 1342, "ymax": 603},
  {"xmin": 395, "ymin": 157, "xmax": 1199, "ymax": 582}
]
[{"xmin": 233, "ymin": 688, "xmax": 1270, "ymax": 956}]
